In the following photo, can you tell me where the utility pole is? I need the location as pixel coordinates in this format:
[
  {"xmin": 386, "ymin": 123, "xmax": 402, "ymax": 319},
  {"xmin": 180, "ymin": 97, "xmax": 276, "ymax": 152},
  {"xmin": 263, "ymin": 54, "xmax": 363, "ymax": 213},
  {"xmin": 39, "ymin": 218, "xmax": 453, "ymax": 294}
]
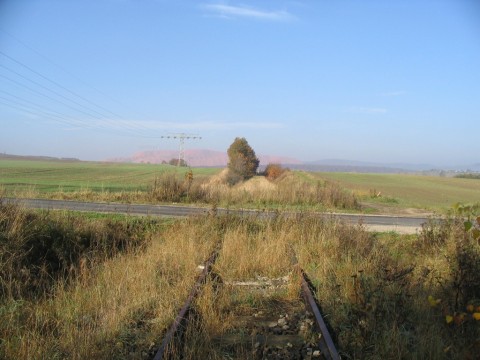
[{"xmin": 161, "ymin": 133, "xmax": 202, "ymax": 166}]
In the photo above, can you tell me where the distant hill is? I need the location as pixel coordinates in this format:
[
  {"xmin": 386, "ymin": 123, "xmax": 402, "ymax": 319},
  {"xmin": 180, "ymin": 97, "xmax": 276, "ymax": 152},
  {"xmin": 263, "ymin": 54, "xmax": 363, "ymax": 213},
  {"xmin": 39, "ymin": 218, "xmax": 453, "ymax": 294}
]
[
  {"xmin": 110, "ymin": 149, "xmax": 302, "ymax": 167},
  {"xmin": 0, "ymin": 153, "xmax": 80, "ymax": 162},
  {"xmin": 288, "ymin": 163, "xmax": 409, "ymax": 173},
  {"xmin": 2, "ymin": 151, "xmax": 476, "ymax": 174},
  {"xmin": 304, "ymin": 159, "xmax": 434, "ymax": 172}
]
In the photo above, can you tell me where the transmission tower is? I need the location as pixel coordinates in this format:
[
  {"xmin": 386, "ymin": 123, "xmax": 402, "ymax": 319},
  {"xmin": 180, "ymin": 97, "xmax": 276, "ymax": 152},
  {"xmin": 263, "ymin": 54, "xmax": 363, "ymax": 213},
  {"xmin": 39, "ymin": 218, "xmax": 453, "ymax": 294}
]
[{"xmin": 161, "ymin": 133, "xmax": 202, "ymax": 166}]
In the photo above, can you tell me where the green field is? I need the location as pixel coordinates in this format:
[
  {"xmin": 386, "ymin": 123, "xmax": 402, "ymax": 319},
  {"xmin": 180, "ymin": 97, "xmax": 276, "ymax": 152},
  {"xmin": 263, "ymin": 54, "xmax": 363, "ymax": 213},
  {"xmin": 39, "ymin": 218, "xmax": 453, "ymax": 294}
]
[
  {"xmin": 0, "ymin": 159, "xmax": 219, "ymax": 193},
  {"xmin": 314, "ymin": 172, "xmax": 480, "ymax": 212},
  {"xmin": 2, "ymin": 158, "xmax": 479, "ymax": 213}
]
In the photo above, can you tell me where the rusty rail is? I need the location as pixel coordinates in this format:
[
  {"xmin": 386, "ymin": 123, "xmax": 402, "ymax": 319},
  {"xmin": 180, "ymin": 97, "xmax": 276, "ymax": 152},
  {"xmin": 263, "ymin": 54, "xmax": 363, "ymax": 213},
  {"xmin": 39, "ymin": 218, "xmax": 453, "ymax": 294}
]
[
  {"xmin": 153, "ymin": 247, "xmax": 220, "ymax": 360},
  {"xmin": 289, "ymin": 244, "xmax": 340, "ymax": 359},
  {"xmin": 299, "ymin": 269, "xmax": 340, "ymax": 360},
  {"xmin": 155, "ymin": 243, "xmax": 340, "ymax": 359}
]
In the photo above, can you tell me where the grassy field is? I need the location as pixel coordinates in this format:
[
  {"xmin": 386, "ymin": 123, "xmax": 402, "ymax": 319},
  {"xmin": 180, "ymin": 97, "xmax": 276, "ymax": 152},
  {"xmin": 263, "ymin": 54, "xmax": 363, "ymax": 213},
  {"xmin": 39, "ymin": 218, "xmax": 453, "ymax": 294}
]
[
  {"xmin": 0, "ymin": 159, "xmax": 219, "ymax": 193},
  {"xmin": 0, "ymin": 158, "xmax": 359, "ymax": 211},
  {"xmin": 314, "ymin": 172, "xmax": 480, "ymax": 213},
  {"xmin": 2, "ymin": 158, "xmax": 480, "ymax": 213}
]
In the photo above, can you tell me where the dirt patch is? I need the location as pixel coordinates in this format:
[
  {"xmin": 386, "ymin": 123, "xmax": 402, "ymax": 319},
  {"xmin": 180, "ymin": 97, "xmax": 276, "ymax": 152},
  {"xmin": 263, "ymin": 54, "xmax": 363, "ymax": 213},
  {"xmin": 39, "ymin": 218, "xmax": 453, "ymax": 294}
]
[
  {"xmin": 202, "ymin": 169, "xmax": 277, "ymax": 195},
  {"xmin": 235, "ymin": 177, "xmax": 277, "ymax": 193}
]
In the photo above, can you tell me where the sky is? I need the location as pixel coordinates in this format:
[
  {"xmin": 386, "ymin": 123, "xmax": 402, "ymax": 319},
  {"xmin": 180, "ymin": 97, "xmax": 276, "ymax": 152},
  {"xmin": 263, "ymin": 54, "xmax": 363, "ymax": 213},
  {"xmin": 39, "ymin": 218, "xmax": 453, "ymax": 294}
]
[{"xmin": 0, "ymin": 0, "xmax": 479, "ymax": 166}]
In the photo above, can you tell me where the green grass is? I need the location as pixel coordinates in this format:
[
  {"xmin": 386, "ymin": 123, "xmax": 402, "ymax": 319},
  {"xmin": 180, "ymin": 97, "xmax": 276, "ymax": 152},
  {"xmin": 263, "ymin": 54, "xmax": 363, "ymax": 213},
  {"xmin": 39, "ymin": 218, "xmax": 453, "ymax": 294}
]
[
  {"xmin": 0, "ymin": 159, "xmax": 220, "ymax": 193},
  {"xmin": 3, "ymin": 158, "xmax": 479, "ymax": 214},
  {"xmin": 313, "ymin": 172, "xmax": 480, "ymax": 212}
]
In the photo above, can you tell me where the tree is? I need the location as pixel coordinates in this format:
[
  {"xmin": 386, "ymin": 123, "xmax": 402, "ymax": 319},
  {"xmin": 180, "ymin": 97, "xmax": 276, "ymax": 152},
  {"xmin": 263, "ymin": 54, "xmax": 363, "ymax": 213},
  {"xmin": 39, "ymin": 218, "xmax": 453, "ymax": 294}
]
[
  {"xmin": 227, "ymin": 137, "xmax": 259, "ymax": 182},
  {"xmin": 168, "ymin": 158, "xmax": 188, "ymax": 167}
]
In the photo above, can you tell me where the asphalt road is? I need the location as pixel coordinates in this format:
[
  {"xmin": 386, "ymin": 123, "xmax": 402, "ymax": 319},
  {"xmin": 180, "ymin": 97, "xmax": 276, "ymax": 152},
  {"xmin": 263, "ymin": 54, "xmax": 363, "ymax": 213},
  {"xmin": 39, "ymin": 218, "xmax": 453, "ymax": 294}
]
[{"xmin": 3, "ymin": 198, "xmax": 430, "ymax": 233}]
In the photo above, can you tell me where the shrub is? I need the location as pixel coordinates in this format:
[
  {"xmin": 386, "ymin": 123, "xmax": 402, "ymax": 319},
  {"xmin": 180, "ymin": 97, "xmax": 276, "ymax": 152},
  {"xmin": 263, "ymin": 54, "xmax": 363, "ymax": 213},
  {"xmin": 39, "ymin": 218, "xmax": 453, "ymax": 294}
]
[
  {"xmin": 227, "ymin": 137, "xmax": 259, "ymax": 182},
  {"xmin": 264, "ymin": 163, "xmax": 287, "ymax": 181}
]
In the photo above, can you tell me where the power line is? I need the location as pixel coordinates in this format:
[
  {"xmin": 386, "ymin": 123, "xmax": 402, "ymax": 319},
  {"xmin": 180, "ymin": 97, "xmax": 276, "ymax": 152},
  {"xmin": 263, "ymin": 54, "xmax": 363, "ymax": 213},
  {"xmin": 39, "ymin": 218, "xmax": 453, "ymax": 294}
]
[
  {"xmin": 0, "ymin": 50, "xmax": 125, "ymax": 120},
  {"xmin": 0, "ymin": 63, "xmax": 110, "ymax": 120},
  {"xmin": 0, "ymin": 98, "xmax": 85, "ymax": 128},
  {"xmin": 0, "ymin": 72, "xmax": 110, "ymax": 121},
  {"xmin": 0, "ymin": 71, "xmax": 159, "ymax": 138},
  {"xmin": 0, "ymin": 27, "xmax": 150, "ymax": 117},
  {"xmin": 0, "ymin": 97, "xmax": 156, "ymax": 138},
  {"xmin": 0, "ymin": 50, "xmax": 155, "ymax": 134},
  {"xmin": 0, "ymin": 38, "xmax": 170, "ymax": 140},
  {"xmin": 0, "ymin": 91, "xmax": 81, "ymax": 122},
  {"xmin": 0, "ymin": 89, "xmax": 168, "ymax": 139}
]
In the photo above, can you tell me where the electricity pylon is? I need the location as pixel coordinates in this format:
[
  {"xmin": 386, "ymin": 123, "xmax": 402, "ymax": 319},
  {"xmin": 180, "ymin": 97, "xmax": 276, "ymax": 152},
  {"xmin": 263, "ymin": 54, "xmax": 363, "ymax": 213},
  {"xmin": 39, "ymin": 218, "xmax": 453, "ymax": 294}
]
[{"xmin": 161, "ymin": 133, "xmax": 202, "ymax": 166}]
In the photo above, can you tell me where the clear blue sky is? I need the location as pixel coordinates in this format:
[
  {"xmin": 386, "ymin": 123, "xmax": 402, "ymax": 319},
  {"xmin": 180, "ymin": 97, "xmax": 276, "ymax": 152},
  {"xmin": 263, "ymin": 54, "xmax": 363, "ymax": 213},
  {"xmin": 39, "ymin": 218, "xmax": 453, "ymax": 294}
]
[{"xmin": 1, "ymin": 0, "xmax": 479, "ymax": 166}]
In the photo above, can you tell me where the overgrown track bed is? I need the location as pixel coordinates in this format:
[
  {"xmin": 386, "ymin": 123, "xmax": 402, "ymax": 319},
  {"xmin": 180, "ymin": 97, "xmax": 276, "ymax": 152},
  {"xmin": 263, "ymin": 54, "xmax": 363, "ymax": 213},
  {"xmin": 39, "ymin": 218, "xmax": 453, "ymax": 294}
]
[
  {"xmin": 153, "ymin": 246, "xmax": 222, "ymax": 360},
  {"xmin": 155, "ymin": 244, "xmax": 340, "ymax": 360}
]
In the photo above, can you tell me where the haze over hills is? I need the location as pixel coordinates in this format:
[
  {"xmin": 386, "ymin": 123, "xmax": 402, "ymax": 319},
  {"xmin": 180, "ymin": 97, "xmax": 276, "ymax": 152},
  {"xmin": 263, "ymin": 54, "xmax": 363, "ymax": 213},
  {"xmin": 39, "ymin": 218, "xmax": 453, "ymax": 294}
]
[
  {"xmin": 107, "ymin": 149, "xmax": 480, "ymax": 173},
  {"xmin": 1, "ymin": 152, "xmax": 478, "ymax": 174},
  {"xmin": 109, "ymin": 149, "xmax": 303, "ymax": 167}
]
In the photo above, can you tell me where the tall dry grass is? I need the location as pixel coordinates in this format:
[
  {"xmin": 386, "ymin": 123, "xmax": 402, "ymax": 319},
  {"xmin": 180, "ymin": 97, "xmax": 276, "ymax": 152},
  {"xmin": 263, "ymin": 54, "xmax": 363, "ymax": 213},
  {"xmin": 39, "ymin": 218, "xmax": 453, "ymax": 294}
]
[
  {"xmin": 0, "ymin": 205, "xmax": 221, "ymax": 359},
  {"xmin": 9, "ymin": 170, "xmax": 359, "ymax": 211},
  {"xmin": 294, "ymin": 214, "xmax": 480, "ymax": 359},
  {"xmin": 180, "ymin": 214, "xmax": 479, "ymax": 359},
  {"xmin": 199, "ymin": 171, "xmax": 359, "ymax": 210},
  {"xmin": 2, "ymin": 201, "xmax": 478, "ymax": 359}
]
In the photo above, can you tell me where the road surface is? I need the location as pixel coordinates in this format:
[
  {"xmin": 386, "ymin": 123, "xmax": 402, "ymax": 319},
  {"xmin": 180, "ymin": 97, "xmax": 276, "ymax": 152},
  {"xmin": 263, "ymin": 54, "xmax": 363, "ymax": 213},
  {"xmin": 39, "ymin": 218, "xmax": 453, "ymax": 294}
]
[{"xmin": 3, "ymin": 198, "xmax": 430, "ymax": 234}]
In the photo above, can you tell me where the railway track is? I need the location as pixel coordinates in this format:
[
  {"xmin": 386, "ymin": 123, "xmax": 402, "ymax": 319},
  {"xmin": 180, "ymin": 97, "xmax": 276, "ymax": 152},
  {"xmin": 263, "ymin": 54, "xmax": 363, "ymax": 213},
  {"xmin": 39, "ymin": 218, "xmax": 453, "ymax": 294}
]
[{"xmin": 153, "ymin": 244, "xmax": 340, "ymax": 360}]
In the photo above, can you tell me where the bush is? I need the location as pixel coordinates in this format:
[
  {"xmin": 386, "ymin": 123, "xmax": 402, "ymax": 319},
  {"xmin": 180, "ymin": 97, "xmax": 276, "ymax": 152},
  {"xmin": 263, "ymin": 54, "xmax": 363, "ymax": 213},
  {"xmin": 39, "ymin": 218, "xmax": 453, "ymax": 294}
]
[
  {"xmin": 227, "ymin": 137, "xmax": 259, "ymax": 182},
  {"xmin": 264, "ymin": 163, "xmax": 287, "ymax": 181}
]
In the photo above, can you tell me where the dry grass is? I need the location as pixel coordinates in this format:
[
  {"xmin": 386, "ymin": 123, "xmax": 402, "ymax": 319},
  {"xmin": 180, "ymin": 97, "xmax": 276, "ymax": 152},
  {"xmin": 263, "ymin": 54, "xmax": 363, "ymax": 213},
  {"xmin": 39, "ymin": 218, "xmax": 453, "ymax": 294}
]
[
  {"xmin": 200, "ymin": 170, "xmax": 359, "ymax": 210},
  {"xmin": 2, "ymin": 203, "xmax": 479, "ymax": 359},
  {"xmin": 0, "ymin": 207, "xmax": 220, "ymax": 359},
  {"xmin": 6, "ymin": 169, "xmax": 360, "ymax": 211}
]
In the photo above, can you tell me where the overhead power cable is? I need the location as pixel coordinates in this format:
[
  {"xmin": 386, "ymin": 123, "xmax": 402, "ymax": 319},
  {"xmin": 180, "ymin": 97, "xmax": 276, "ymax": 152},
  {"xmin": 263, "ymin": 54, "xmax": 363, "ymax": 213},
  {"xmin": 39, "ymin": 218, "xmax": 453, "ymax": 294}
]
[
  {"xmin": 0, "ymin": 98, "xmax": 87, "ymax": 128},
  {"xmin": 0, "ymin": 71, "xmax": 157, "ymax": 137},
  {"xmin": 0, "ymin": 50, "xmax": 155, "ymax": 134},
  {"xmin": 0, "ymin": 28, "xmax": 150, "ymax": 117},
  {"xmin": 0, "ymin": 97, "xmax": 156, "ymax": 138},
  {"xmin": 0, "ymin": 63, "xmax": 110, "ymax": 119},
  {"xmin": 0, "ymin": 50, "xmax": 125, "ymax": 120},
  {"xmin": 0, "ymin": 72, "xmax": 110, "ymax": 121}
]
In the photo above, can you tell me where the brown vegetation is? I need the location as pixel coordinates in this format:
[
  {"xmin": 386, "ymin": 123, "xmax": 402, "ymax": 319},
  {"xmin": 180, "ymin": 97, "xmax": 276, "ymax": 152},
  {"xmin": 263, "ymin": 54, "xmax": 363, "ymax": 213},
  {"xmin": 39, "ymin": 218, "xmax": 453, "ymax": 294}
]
[
  {"xmin": 2, "ymin": 199, "xmax": 479, "ymax": 358},
  {"xmin": 264, "ymin": 163, "xmax": 287, "ymax": 181}
]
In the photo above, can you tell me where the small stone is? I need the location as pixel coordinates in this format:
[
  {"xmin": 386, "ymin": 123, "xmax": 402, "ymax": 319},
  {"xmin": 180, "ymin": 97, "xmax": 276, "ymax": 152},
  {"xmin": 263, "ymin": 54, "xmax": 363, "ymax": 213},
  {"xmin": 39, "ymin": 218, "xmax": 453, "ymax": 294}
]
[
  {"xmin": 273, "ymin": 327, "xmax": 282, "ymax": 335},
  {"xmin": 268, "ymin": 321, "xmax": 278, "ymax": 328},
  {"xmin": 277, "ymin": 318, "xmax": 287, "ymax": 326},
  {"xmin": 313, "ymin": 350, "xmax": 321, "ymax": 357},
  {"xmin": 282, "ymin": 325, "xmax": 289, "ymax": 330},
  {"xmin": 287, "ymin": 342, "xmax": 293, "ymax": 348}
]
